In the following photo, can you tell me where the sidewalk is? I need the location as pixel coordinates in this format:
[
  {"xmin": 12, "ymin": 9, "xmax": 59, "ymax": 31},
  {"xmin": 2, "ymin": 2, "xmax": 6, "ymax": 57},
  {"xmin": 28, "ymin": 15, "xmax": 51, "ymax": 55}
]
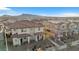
[
  {"xmin": 45, "ymin": 38, "xmax": 79, "ymax": 51},
  {"xmin": 71, "ymin": 40, "xmax": 79, "ymax": 46}
]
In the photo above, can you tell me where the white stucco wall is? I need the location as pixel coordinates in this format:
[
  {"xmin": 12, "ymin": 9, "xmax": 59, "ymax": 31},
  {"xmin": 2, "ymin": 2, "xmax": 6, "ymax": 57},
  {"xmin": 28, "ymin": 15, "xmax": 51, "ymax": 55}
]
[
  {"xmin": 22, "ymin": 37, "xmax": 31, "ymax": 44},
  {"xmin": 35, "ymin": 27, "xmax": 44, "ymax": 33},
  {"xmin": 11, "ymin": 27, "xmax": 44, "ymax": 35},
  {"xmin": 0, "ymin": 24, "xmax": 4, "ymax": 33},
  {"xmin": 22, "ymin": 37, "xmax": 28, "ymax": 43},
  {"xmin": 11, "ymin": 28, "xmax": 30, "ymax": 34},
  {"xmin": 13, "ymin": 38, "xmax": 21, "ymax": 46},
  {"xmin": 29, "ymin": 28, "xmax": 35, "ymax": 34},
  {"xmin": 0, "ymin": 33, "xmax": 4, "ymax": 40}
]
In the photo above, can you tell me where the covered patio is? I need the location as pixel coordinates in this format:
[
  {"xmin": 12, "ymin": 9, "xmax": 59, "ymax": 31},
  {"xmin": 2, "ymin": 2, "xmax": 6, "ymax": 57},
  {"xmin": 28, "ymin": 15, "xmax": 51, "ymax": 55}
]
[{"xmin": 11, "ymin": 33, "xmax": 31, "ymax": 46}]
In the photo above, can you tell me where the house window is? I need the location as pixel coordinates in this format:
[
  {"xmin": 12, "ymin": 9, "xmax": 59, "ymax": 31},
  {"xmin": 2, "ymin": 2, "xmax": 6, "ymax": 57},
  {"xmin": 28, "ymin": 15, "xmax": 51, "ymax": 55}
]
[
  {"xmin": 21, "ymin": 29, "xmax": 23, "ymax": 32},
  {"xmin": 38, "ymin": 27, "xmax": 40, "ymax": 31},
  {"xmin": 62, "ymin": 26, "xmax": 64, "ymax": 28},
  {"xmin": 21, "ymin": 29, "xmax": 27, "ymax": 32},
  {"xmin": 24, "ymin": 37, "xmax": 28, "ymax": 39},
  {"xmin": 13, "ymin": 29, "xmax": 16, "ymax": 31},
  {"xmin": 24, "ymin": 37, "xmax": 26, "ymax": 39},
  {"xmin": 30, "ymin": 28, "xmax": 33, "ymax": 30}
]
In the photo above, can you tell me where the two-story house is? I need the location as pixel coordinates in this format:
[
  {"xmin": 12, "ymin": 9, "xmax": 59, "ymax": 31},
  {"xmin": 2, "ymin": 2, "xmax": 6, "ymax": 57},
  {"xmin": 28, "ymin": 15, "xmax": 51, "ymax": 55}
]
[{"xmin": 4, "ymin": 20, "xmax": 44, "ymax": 46}]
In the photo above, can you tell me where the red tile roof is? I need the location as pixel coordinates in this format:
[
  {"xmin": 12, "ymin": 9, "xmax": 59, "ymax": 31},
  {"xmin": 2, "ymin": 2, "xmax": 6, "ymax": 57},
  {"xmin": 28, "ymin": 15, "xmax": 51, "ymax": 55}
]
[{"xmin": 4, "ymin": 20, "xmax": 44, "ymax": 29}]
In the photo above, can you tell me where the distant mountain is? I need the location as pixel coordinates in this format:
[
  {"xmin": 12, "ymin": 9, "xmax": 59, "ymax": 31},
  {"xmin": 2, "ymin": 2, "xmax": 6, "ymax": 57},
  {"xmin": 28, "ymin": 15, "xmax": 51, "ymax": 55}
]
[
  {"xmin": 14, "ymin": 14, "xmax": 46, "ymax": 20},
  {"xmin": 0, "ymin": 14, "xmax": 79, "ymax": 23},
  {"xmin": 0, "ymin": 14, "xmax": 48, "ymax": 22}
]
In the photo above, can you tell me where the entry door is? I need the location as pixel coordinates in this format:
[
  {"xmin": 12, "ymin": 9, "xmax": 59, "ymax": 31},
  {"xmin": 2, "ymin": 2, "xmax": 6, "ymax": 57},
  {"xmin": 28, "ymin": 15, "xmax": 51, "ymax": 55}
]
[
  {"xmin": 37, "ymin": 35, "xmax": 42, "ymax": 40},
  {"xmin": 37, "ymin": 35, "xmax": 39, "ymax": 40},
  {"xmin": 20, "ymin": 38, "xmax": 23, "ymax": 44}
]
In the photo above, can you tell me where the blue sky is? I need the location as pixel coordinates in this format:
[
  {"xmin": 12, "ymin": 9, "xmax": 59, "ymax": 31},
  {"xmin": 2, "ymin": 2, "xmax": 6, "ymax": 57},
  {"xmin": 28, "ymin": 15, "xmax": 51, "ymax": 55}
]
[{"xmin": 1, "ymin": 7, "xmax": 79, "ymax": 16}]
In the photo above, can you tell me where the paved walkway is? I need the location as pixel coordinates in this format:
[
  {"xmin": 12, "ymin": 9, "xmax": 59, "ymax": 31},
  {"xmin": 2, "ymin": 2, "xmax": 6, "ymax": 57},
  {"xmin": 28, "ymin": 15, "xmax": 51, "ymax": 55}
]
[
  {"xmin": 58, "ymin": 40, "xmax": 79, "ymax": 51},
  {"xmin": 47, "ymin": 39, "xmax": 79, "ymax": 51},
  {"xmin": 8, "ymin": 40, "xmax": 55, "ymax": 51},
  {"xmin": 48, "ymin": 39, "xmax": 60, "ymax": 47},
  {"xmin": 71, "ymin": 40, "xmax": 79, "ymax": 46}
]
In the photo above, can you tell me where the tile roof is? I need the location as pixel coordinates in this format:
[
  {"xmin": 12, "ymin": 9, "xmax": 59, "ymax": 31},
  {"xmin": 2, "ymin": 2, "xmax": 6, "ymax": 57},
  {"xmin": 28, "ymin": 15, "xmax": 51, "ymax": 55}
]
[{"xmin": 4, "ymin": 20, "xmax": 44, "ymax": 29}]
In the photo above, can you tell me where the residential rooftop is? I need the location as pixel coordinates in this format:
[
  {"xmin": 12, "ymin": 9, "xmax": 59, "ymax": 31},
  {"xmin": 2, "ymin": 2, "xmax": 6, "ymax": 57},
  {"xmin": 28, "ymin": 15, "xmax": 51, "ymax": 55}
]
[{"xmin": 4, "ymin": 20, "xmax": 44, "ymax": 29}]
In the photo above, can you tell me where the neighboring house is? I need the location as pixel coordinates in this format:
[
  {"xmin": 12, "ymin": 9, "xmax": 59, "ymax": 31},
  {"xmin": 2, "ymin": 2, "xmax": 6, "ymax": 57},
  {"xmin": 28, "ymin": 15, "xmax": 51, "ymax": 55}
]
[
  {"xmin": 0, "ymin": 25, "xmax": 2, "ymax": 32},
  {"xmin": 58, "ymin": 22, "xmax": 68, "ymax": 33},
  {"xmin": 68, "ymin": 22, "xmax": 77, "ymax": 32},
  {"xmin": 43, "ymin": 21, "xmax": 59, "ymax": 38},
  {"xmin": 4, "ymin": 20, "xmax": 44, "ymax": 46},
  {"xmin": 47, "ymin": 20, "xmax": 78, "ymax": 38},
  {"xmin": 0, "ymin": 22, "xmax": 4, "ymax": 40},
  {"xmin": 0, "ymin": 22, "xmax": 4, "ymax": 32}
]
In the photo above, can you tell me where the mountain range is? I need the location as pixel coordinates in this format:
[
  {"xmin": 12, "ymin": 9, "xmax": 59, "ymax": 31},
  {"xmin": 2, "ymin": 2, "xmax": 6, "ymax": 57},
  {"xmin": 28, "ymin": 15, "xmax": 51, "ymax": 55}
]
[{"xmin": 0, "ymin": 14, "xmax": 79, "ymax": 22}]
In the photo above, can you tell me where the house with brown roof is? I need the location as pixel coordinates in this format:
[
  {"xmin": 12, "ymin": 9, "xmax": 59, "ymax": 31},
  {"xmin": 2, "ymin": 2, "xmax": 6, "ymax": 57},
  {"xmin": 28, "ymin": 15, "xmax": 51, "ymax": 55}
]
[{"xmin": 4, "ymin": 20, "xmax": 44, "ymax": 46}]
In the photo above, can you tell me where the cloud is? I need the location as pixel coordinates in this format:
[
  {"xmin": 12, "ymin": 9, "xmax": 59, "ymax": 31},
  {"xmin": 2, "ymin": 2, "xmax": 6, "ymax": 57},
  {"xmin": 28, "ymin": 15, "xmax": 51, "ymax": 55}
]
[
  {"xmin": 0, "ymin": 7, "xmax": 11, "ymax": 10},
  {"xmin": 61, "ymin": 13, "xmax": 79, "ymax": 17},
  {"xmin": 0, "ymin": 7, "xmax": 21, "ymax": 16},
  {"xmin": 38, "ymin": 13, "xmax": 79, "ymax": 17}
]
